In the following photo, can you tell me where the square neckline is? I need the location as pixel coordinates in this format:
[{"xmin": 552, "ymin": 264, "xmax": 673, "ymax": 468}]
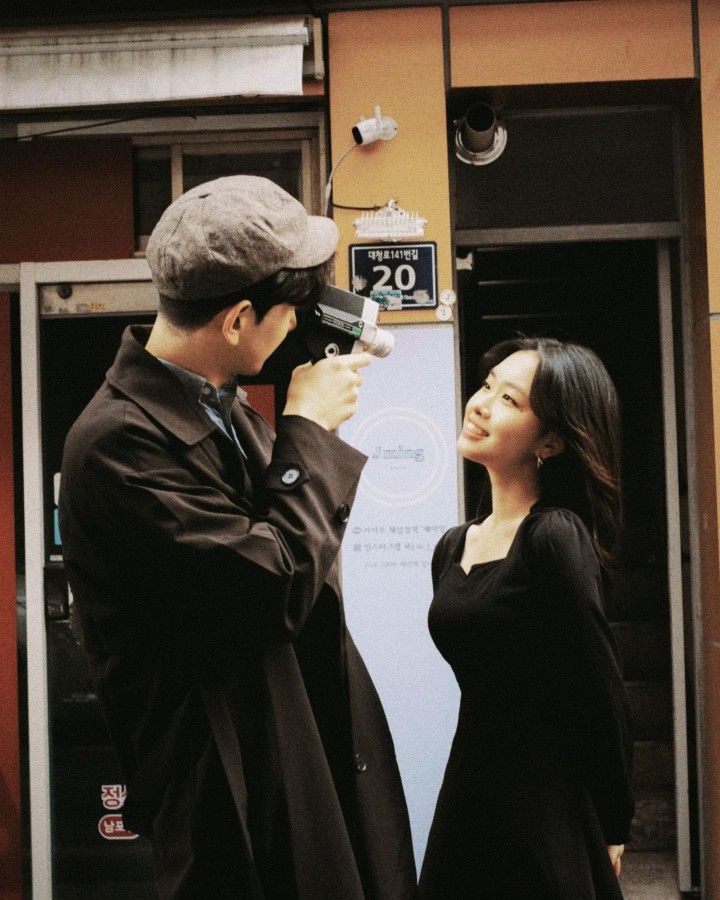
[{"xmin": 453, "ymin": 505, "xmax": 540, "ymax": 575}]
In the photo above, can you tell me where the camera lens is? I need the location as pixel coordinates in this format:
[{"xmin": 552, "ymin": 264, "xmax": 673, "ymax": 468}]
[{"xmin": 360, "ymin": 325, "xmax": 394, "ymax": 358}]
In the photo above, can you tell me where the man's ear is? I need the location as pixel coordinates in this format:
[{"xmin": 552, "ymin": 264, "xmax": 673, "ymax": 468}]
[
  {"xmin": 221, "ymin": 299, "xmax": 253, "ymax": 345},
  {"xmin": 537, "ymin": 431, "xmax": 565, "ymax": 463}
]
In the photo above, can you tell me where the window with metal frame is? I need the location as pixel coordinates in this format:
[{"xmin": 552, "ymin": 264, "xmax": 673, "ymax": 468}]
[{"xmin": 133, "ymin": 126, "xmax": 325, "ymax": 253}]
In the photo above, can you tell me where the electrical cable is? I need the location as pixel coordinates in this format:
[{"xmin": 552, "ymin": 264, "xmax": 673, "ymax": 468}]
[
  {"xmin": 331, "ymin": 202, "xmax": 385, "ymax": 211},
  {"xmin": 323, "ymin": 142, "xmax": 356, "ymax": 215}
]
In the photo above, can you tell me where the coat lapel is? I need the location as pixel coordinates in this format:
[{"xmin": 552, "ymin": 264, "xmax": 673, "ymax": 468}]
[
  {"xmin": 229, "ymin": 398, "xmax": 275, "ymax": 496},
  {"xmin": 106, "ymin": 325, "xmax": 215, "ymax": 446},
  {"xmin": 231, "ymin": 400, "xmax": 272, "ymax": 468}
]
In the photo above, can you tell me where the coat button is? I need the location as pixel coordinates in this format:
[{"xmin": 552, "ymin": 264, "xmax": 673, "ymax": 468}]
[
  {"xmin": 336, "ymin": 503, "xmax": 351, "ymax": 524},
  {"xmin": 281, "ymin": 467, "xmax": 301, "ymax": 485},
  {"xmin": 355, "ymin": 752, "xmax": 367, "ymax": 772}
]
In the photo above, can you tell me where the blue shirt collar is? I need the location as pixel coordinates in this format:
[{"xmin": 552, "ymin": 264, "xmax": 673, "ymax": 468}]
[{"xmin": 157, "ymin": 358, "xmax": 247, "ymax": 416}]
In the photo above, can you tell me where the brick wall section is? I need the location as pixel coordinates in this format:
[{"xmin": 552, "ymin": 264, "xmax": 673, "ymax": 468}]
[
  {"xmin": 0, "ymin": 297, "xmax": 20, "ymax": 900},
  {"xmin": 0, "ymin": 138, "xmax": 135, "ymax": 262}
]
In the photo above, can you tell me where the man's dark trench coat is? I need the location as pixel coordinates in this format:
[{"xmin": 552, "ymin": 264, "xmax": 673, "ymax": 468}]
[{"xmin": 59, "ymin": 325, "xmax": 417, "ymax": 899}]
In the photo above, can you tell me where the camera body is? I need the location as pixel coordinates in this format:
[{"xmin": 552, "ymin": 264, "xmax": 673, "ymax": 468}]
[{"xmin": 300, "ymin": 285, "xmax": 394, "ymax": 361}]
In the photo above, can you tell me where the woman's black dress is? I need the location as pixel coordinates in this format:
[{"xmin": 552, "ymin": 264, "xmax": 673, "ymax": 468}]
[{"xmin": 419, "ymin": 507, "xmax": 634, "ymax": 900}]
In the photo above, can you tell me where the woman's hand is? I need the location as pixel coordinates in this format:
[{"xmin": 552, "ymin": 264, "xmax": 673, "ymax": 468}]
[{"xmin": 607, "ymin": 844, "xmax": 624, "ymax": 877}]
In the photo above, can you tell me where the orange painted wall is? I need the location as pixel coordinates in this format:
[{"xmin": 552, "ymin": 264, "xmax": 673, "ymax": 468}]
[
  {"xmin": 450, "ymin": 0, "xmax": 694, "ymax": 87},
  {"xmin": 327, "ymin": 6, "xmax": 452, "ymax": 324},
  {"xmin": 699, "ymin": 1, "xmax": 720, "ymax": 319},
  {"xmin": 0, "ymin": 297, "xmax": 20, "ymax": 900},
  {"xmin": 0, "ymin": 138, "xmax": 135, "ymax": 263}
]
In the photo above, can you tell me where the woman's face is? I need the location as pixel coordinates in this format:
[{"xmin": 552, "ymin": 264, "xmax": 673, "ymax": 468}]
[{"xmin": 458, "ymin": 349, "xmax": 545, "ymax": 472}]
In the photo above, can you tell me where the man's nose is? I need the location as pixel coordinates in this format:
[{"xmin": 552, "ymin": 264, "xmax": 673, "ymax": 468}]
[{"xmin": 289, "ymin": 310, "xmax": 297, "ymax": 331}]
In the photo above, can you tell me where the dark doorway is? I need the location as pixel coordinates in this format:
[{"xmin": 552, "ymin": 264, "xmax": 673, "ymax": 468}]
[
  {"xmin": 38, "ymin": 313, "xmax": 158, "ymax": 898},
  {"xmin": 457, "ymin": 240, "xmax": 681, "ymax": 861}
]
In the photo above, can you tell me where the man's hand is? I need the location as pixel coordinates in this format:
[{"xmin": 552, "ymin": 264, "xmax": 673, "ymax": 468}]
[
  {"xmin": 283, "ymin": 352, "xmax": 372, "ymax": 430},
  {"xmin": 607, "ymin": 844, "xmax": 624, "ymax": 877}
]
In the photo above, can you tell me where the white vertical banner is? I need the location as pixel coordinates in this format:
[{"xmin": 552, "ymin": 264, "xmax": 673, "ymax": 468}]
[{"xmin": 339, "ymin": 322, "xmax": 461, "ymax": 868}]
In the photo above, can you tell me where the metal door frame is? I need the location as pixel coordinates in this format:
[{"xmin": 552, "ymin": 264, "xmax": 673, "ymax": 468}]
[
  {"xmin": 657, "ymin": 240, "xmax": 693, "ymax": 890},
  {"xmin": 20, "ymin": 258, "xmax": 151, "ymax": 900}
]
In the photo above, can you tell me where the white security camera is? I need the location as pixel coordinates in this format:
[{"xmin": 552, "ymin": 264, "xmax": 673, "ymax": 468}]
[{"xmin": 352, "ymin": 105, "xmax": 398, "ymax": 145}]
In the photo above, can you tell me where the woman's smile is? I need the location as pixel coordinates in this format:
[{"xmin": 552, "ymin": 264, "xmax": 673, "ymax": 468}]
[{"xmin": 462, "ymin": 420, "xmax": 489, "ymax": 439}]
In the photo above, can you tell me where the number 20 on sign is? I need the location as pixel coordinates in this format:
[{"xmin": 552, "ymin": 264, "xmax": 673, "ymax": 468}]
[{"xmin": 349, "ymin": 243, "xmax": 438, "ymax": 309}]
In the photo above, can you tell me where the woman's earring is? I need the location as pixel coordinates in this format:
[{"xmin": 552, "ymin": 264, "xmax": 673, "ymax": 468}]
[{"xmin": 536, "ymin": 455, "xmax": 544, "ymax": 469}]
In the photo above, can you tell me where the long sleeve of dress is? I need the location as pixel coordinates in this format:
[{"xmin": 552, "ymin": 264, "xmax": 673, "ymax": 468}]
[
  {"xmin": 430, "ymin": 526, "xmax": 464, "ymax": 591},
  {"xmin": 530, "ymin": 509, "xmax": 635, "ymax": 845}
]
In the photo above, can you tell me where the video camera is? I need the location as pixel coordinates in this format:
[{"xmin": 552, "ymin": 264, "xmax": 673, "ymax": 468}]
[{"xmin": 301, "ymin": 285, "xmax": 394, "ymax": 361}]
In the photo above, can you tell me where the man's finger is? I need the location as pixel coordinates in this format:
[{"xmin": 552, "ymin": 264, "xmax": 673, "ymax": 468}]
[{"xmin": 343, "ymin": 352, "xmax": 373, "ymax": 370}]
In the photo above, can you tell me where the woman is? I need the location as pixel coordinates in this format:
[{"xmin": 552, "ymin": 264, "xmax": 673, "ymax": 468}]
[{"xmin": 419, "ymin": 337, "xmax": 634, "ymax": 900}]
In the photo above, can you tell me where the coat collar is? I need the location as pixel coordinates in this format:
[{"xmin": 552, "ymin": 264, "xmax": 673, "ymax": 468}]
[{"xmin": 107, "ymin": 325, "xmax": 217, "ymax": 446}]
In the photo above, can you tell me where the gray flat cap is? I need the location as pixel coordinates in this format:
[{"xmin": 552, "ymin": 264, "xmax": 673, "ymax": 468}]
[{"xmin": 146, "ymin": 175, "xmax": 339, "ymax": 302}]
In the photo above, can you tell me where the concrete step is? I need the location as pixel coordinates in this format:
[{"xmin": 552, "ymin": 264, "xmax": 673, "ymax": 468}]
[
  {"xmin": 630, "ymin": 786, "xmax": 676, "ymax": 851},
  {"xmin": 632, "ymin": 741, "xmax": 674, "ymax": 789},
  {"xmin": 612, "ymin": 621, "xmax": 670, "ymax": 680},
  {"xmin": 620, "ymin": 851, "xmax": 680, "ymax": 900},
  {"xmin": 626, "ymin": 680, "xmax": 673, "ymax": 742}
]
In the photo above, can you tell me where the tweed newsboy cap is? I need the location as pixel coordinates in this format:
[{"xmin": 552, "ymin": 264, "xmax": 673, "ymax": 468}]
[{"xmin": 145, "ymin": 175, "xmax": 339, "ymax": 302}]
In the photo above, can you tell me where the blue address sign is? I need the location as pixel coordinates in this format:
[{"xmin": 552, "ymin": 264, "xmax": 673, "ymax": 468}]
[{"xmin": 349, "ymin": 242, "xmax": 438, "ymax": 310}]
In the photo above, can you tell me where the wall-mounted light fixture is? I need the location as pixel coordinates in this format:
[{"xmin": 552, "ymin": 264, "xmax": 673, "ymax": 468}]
[{"xmin": 454, "ymin": 102, "xmax": 507, "ymax": 166}]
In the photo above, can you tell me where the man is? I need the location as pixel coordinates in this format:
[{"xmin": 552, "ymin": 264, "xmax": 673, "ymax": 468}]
[{"xmin": 59, "ymin": 176, "xmax": 417, "ymax": 899}]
